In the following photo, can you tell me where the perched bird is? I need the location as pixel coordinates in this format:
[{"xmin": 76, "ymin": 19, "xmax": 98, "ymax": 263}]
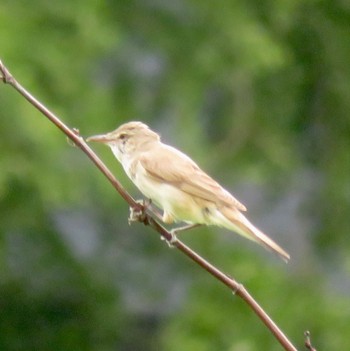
[{"xmin": 87, "ymin": 121, "xmax": 290, "ymax": 262}]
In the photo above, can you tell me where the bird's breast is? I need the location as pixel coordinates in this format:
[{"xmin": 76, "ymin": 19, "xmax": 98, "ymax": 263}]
[{"xmin": 130, "ymin": 161, "xmax": 168, "ymax": 202}]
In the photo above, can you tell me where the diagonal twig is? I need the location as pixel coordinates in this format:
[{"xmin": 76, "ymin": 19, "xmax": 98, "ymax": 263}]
[
  {"xmin": 304, "ymin": 331, "xmax": 317, "ymax": 351},
  {"xmin": 0, "ymin": 60, "xmax": 298, "ymax": 351}
]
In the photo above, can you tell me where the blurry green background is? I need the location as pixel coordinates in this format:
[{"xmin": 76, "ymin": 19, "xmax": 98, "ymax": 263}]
[{"xmin": 1, "ymin": 1, "xmax": 350, "ymax": 350}]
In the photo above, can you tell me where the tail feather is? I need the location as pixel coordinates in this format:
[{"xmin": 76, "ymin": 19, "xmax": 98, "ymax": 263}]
[{"xmin": 220, "ymin": 208, "xmax": 290, "ymax": 263}]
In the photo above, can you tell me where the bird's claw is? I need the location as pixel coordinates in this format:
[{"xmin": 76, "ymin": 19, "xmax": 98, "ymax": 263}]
[
  {"xmin": 128, "ymin": 199, "xmax": 151, "ymax": 224},
  {"xmin": 160, "ymin": 229, "xmax": 178, "ymax": 248},
  {"xmin": 128, "ymin": 206, "xmax": 144, "ymax": 224}
]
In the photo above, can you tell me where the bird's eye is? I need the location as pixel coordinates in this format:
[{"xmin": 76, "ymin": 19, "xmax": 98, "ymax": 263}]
[{"xmin": 119, "ymin": 133, "xmax": 127, "ymax": 140}]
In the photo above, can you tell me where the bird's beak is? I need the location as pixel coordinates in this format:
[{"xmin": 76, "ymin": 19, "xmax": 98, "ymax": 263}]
[{"xmin": 86, "ymin": 133, "xmax": 112, "ymax": 144}]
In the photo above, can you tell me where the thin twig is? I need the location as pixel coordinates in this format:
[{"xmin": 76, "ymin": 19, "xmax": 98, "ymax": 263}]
[
  {"xmin": 304, "ymin": 331, "xmax": 317, "ymax": 351},
  {"xmin": 0, "ymin": 60, "xmax": 298, "ymax": 351}
]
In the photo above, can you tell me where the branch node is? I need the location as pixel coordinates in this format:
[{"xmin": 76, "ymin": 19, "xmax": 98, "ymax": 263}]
[
  {"xmin": 0, "ymin": 60, "xmax": 15, "ymax": 85},
  {"xmin": 66, "ymin": 128, "xmax": 83, "ymax": 147},
  {"xmin": 232, "ymin": 283, "xmax": 243, "ymax": 296}
]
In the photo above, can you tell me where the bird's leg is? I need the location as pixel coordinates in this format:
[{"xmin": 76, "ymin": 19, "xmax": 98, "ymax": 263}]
[{"xmin": 162, "ymin": 223, "xmax": 202, "ymax": 247}]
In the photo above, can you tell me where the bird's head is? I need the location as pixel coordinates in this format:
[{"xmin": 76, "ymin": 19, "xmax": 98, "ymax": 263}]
[{"xmin": 86, "ymin": 121, "xmax": 160, "ymax": 163}]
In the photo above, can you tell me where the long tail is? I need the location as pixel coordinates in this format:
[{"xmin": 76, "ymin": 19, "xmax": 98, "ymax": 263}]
[{"xmin": 220, "ymin": 208, "xmax": 290, "ymax": 262}]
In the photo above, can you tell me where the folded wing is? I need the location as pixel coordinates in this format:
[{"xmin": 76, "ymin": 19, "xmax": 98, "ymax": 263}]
[{"xmin": 139, "ymin": 145, "xmax": 246, "ymax": 211}]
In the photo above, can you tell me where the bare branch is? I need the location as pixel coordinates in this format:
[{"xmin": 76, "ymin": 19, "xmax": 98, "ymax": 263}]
[{"xmin": 0, "ymin": 60, "xmax": 298, "ymax": 351}]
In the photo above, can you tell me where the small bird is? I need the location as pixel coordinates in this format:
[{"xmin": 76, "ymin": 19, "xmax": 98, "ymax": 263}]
[{"xmin": 87, "ymin": 121, "xmax": 290, "ymax": 262}]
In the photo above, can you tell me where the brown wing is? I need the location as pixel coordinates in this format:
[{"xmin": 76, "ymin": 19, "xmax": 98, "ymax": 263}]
[{"xmin": 139, "ymin": 145, "xmax": 246, "ymax": 211}]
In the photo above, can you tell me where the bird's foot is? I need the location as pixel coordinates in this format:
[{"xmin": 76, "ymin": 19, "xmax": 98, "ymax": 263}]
[
  {"xmin": 160, "ymin": 229, "xmax": 178, "ymax": 248},
  {"xmin": 128, "ymin": 206, "xmax": 145, "ymax": 224},
  {"xmin": 128, "ymin": 199, "xmax": 151, "ymax": 224}
]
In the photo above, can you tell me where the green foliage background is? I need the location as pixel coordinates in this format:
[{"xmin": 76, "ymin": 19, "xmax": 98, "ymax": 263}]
[{"xmin": 1, "ymin": 1, "xmax": 350, "ymax": 350}]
